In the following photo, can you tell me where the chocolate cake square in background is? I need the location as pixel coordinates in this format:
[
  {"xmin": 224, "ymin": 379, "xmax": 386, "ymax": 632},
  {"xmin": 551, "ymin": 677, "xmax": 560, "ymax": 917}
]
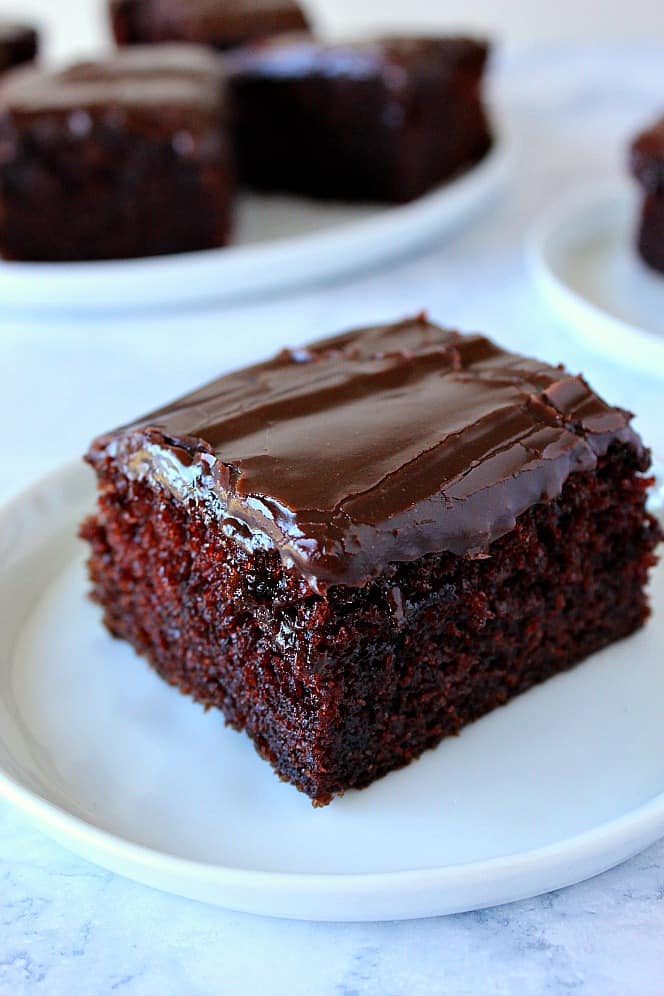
[
  {"xmin": 110, "ymin": 0, "xmax": 310, "ymax": 51},
  {"xmin": 80, "ymin": 316, "xmax": 661, "ymax": 806},
  {"xmin": 631, "ymin": 115, "xmax": 664, "ymax": 274},
  {"xmin": 228, "ymin": 35, "xmax": 492, "ymax": 203},
  {"xmin": 0, "ymin": 45, "xmax": 232, "ymax": 262},
  {"xmin": 0, "ymin": 23, "xmax": 38, "ymax": 74}
]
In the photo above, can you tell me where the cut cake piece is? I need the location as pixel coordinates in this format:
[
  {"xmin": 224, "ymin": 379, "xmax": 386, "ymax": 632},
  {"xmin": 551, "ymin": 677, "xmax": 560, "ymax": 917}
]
[
  {"xmin": 80, "ymin": 316, "xmax": 661, "ymax": 804},
  {"xmin": 227, "ymin": 35, "xmax": 492, "ymax": 202},
  {"xmin": 0, "ymin": 44, "xmax": 232, "ymax": 261}
]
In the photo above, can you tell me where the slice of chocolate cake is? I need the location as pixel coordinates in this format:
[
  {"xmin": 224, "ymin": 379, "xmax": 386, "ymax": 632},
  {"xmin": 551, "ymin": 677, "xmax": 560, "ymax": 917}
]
[
  {"xmin": 110, "ymin": 0, "xmax": 310, "ymax": 51},
  {"xmin": 0, "ymin": 23, "xmax": 38, "ymax": 74},
  {"xmin": 631, "ymin": 115, "xmax": 664, "ymax": 274},
  {"xmin": 0, "ymin": 45, "xmax": 232, "ymax": 261},
  {"xmin": 80, "ymin": 316, "xmax": 661, "ymax": 805},
  {"xmin": 227, "ymin": 35, "xmax": 492, "ymax": 203}
]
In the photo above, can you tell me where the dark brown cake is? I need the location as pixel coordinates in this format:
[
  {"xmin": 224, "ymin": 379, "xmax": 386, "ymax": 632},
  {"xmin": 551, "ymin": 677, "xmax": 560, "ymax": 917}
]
[
  {"xmin": 80, "ymin": 316, "xmax": 661, "ymax": 805},
  {"xmin": 630, "ymin": 115, "xmax": 664, "ymax": 274},
  {"xmin": 0, "ymin": 23, "xmax": 38, "ymax": 74},
  {"xmin": 110, "ymin": 0, "xmax": 310, "ymax": 51},
  {"xmin": 227, "ymin": 35, "xmax": 492, "ymax": 203},
  {"xmin": 0, "ymin": 45, "xmax": 232, "ymax": 262}
]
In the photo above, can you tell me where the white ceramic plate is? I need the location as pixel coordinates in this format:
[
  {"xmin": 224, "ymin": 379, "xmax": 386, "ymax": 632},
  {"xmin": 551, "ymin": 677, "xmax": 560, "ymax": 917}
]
[
  {"xmin": 528, "ymin": 182, "xmax": 664, "ymax": 376},
  {"xmin": 1, "ymin": 461, "xmax": 663, "ymax": 922},
  {"xmin": 0, "ymin": 135, "xmax": 511, "ymax": 314}
]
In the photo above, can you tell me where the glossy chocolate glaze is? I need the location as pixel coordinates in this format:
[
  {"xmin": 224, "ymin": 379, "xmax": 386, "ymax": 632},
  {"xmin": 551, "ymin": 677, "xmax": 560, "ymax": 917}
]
[
  {"xmin": 631, "ymin": 115, "xmax": 664, "ymax": 194},
  {"xmin": 228, "ymin": 33, "xmax": 488, "ymax": 84},
  {"xmin": 0, "ymin": 43, "xmax": 224, "ymax": 112},
  {"xmin": 88, "ymin": 317, "xmax": 646, "ymax": 592}
]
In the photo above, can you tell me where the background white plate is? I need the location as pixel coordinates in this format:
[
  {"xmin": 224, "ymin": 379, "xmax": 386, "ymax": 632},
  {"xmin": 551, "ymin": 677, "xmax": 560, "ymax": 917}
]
[
  {"xmin": 528, "ymin": 182, "xmax": 664, "ymax": 377},
  {"xmin": 0, "ymin": 461, "xmax": 663, "ymax": 921},
  {"xmin": 0, "ymin": 136, "xmax": 511, "ymax": 314}
]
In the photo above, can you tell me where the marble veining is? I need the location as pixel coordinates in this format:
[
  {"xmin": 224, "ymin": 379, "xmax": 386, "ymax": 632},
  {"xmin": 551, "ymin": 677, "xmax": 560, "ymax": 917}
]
[{"xmin": 1, "ymin": 803, "xmax": 664, "ymax": 995}]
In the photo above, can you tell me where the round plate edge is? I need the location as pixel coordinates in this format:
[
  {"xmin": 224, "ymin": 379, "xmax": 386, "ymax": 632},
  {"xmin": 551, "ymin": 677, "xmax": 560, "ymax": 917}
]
[
  {"xmin": 526, "ymin": 182, "xmax": 664, "ymax": 377},
  {"xmin": 1, "ymin": 459, "xmax": 664, "ymax": 920}
]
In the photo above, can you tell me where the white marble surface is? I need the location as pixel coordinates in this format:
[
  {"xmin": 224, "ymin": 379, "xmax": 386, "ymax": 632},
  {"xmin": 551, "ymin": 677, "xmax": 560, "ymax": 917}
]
[
  {"xmin": 1, "ymin": 42, "xmax": 664, "ymax": 996},
  {"xmin": 2, "ymin": 800, "xmax": 664, "ymax": 995}
]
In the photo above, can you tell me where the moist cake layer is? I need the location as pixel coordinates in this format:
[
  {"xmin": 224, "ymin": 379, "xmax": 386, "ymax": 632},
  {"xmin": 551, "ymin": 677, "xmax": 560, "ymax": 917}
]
[
  {"xmin": 631, "ymin": 116, "xmax": 664, "ymax": 274},
  {"xmin": 0, "ymin": 43, "xmax": 232, "ymax": 261},
  {"xmin": 0, "ymin": 23, "xmax": 38, "ymax": 74},
  {"xmin": 89, "ymin": 316, "xmax": 644, "ymax": 592},
  {"xmin": 631, "ymin": 115, "xmax": 664, "ymax": 194}
]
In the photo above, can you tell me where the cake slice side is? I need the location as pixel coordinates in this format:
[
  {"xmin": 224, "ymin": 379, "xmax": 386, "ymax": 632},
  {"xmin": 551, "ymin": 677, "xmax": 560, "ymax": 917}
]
[
  {"xmin": 80, "ymin": 439, "xmax": 660, "ymax": 804},
  {"xmin": 0, "ymin": 46, "xmax": 233, "ymax": 261},
  {"xmin": 80, "ymin": 319, "xmax": 661, "ymax": 804},
  {"xmin": 630, "ymin": 115, "xmax": 664, "ymax": 274},
  {"xmin": 227, "ymin": 36, "xmax": 492, "ymax": 203}
]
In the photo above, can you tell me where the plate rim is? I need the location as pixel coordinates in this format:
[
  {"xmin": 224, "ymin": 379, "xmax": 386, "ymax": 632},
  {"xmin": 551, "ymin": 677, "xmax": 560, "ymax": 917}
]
[
  {"xmin": 0, "ymin": 132, "xmax": 511, "ymax": 277},
  {"xmin": 0, "ymin": 126, "xmax": 514, "ymax": 313},
  {"xmin": 526, "ymin": 180, "xmax": 664, "ymax": 376},
  {"xmin": 1, "ymin": 459, "xmax": 663, "ymax": 920}
]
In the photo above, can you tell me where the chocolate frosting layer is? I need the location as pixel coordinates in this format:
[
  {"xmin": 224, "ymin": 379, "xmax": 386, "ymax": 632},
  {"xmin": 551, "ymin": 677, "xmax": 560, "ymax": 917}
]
[
  {"xmin": 88, "ymin": 317, "xmax": 645, "ymax": 592},
  {"xmin": 0, "ymin": 44, "xmax": 224, "ymax": 112},
  {"xmin": 228, "ymin": 34, "xmax": 488, "ymax": 84}
]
